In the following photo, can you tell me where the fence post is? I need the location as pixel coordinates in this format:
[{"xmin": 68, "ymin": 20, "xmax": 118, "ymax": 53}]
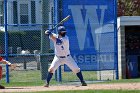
[
  {"xmin": 40, "ymin": 0, "xmax": 50, "ymax": 80},
  {"xmin": 54, "ymin": 0, "xmax": 62, "ymax": 82},
  {"xmin": 4, "ymin": 0, "xmax": 10, "ymax": 83},
  {"xmin": 114, "ymin": 0, "xmax": 119, "ymax": 80},
  {"xmin": 34, "ymin": 50, "xmax": 40, "ymax": 70}
]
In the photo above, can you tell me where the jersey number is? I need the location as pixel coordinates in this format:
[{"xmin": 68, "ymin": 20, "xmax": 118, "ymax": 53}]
[{"xmin": 61, "ymin": 46, "xmax": 64, "ymax": 50}]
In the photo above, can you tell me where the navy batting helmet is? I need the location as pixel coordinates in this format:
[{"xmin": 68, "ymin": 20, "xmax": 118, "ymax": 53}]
[{"xmin": 58, "ymin": 26, "xmax": 66, "ymax": 33}]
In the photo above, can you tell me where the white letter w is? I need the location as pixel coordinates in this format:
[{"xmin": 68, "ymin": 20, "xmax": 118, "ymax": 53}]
[{"xmin": 68, "ymin": 5, "xmax": 107, "ymax": 50}]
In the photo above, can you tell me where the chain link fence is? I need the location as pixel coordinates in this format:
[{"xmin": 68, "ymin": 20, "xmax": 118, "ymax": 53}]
[{"xmin": 0, "ymin": 0, "xmax": 118, "ymax": 86}]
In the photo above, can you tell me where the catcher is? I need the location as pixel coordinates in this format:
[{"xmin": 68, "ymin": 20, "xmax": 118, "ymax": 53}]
[{"xmin": 0, "ymin": 56, "xmax": 16, "ymax": 89}]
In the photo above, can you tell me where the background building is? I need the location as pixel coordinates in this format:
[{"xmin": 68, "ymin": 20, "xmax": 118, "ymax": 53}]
[{"xmin": 118, "ymin": 16, "xmax": 140, "ymax": 79}]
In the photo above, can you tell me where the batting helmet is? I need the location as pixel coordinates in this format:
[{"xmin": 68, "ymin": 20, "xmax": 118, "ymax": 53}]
[{"xmin": 58, "ymin": 26, "xmax": 66, "ymax": 33}]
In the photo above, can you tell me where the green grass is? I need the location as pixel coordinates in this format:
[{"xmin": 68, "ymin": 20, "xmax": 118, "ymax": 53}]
[
  {"xmin": 99, "ymin": 78, "xmax": 140, "ymax": 84},
  {"xmin": 10, "ymin": 90, "xmax": 140, "ymax": 93},
  {"xmin": 1, "ymin": 70, "xmax": 44, "ymax": 86},
  {"xmin": 1, "ymin": 70, "xmax": 140, "ymax": 93},
  {"xmin": 1, "ymin": 70, "xmax": 140, "ymax": 87},
  {"xmin": 1, "ymin": 70, "xmax": 97, "ymax": 87}
]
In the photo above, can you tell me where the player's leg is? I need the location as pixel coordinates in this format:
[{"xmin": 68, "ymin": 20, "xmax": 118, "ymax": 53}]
[
  {"xmin": 0, "ymin": 66, "xmax": 2, "ymax": 80},
  {"xmin": 65, "ymin": 56, "xmax": 87, "ymax": 86},
  {"xmin": 45, "ymin": 73, "xmax": 53, "ymax": 87},
  {"xmin": 0, "ymin": 66, "xmax": 5, "ymax": 89},
  {"xmin": 0, "ymin": 84, "xmax": 5, "ymax": 89},
  {"xmin": 76, "ymin": 71, "xmax": 87, "ymax": 86},
  {"xmin": 44, "ymin": 56, "xmax": 61, "ymax": 87}
]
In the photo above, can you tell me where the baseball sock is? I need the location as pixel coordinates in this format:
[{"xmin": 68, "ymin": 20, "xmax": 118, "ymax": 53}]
[
  {"xmin": 47, "ymin": 72, "xmax": 53, "ymax": 84},
  {"xmin": 76, "ymin": 71, "xmax": 84, "ymax": 83}
]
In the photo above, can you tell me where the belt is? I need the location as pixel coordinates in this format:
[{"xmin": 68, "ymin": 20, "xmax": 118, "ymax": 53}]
[{"xmin": 57, "ymin": 54, "xmax": 70, "ymax": 58}]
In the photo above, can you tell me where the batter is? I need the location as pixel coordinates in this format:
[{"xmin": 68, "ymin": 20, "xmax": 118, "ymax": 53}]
[{"xmin": 44, "ymin": 26, "xmax": 87, "ymax": 87}]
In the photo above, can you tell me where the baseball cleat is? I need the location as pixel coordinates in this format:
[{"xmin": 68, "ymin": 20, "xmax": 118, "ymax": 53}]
[
  {"xmin": 44, "ymin": 83, "xmax": 49, "ymax": 87},
  {"xmin": 0, "ymin": 85, "xmax": 5, "ymax": 89},
  {"xmin": 81, "ymin": 81, "xmax": 87, "ymax": 86}
]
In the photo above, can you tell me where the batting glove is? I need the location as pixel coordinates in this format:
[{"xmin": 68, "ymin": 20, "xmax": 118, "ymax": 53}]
[{"xmin": 45, "ymin": 30, "xmax": 52, "ymax": 36}]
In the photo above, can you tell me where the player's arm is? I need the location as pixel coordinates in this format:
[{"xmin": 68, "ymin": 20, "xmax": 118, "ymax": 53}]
[
  {"xmin": 45, "ymin": 30, "xmax": 63, "ymax": 44},
  {"xmin": 0, "ymin": 57, "xmax": 20, "ymax": 70},
  {"xmin": 0, "ymin": 57, "xmax": 11, "ymax": 66},
  {"xmin": 0, "ymin": 60, "xmax": 11, "ymax": 66},
  {"xmin": 49, "ymin": 34, "xmax": 57, "ymax": 41},
  {"xmin": 45, "ymin": 30, "xmax": 57, "ymax": 41}
]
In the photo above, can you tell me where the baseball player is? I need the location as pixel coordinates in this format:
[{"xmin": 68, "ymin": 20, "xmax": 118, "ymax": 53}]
[
  {"xmin": 44, "ymin": 26, "xmax": 87, "ymax": 87},
  {"xmin": 0, "ymin": 56, "xmax": 12, "ymax": 89}
]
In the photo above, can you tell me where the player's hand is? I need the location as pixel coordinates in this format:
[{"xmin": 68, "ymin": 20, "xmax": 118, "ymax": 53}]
[
  {"xmin": 9, "ymin": 64, "xmax": 16, "ymax": 70},
  {"xmin": 45, "ymin": 29, "xmax": 52, "ymax": 35}
]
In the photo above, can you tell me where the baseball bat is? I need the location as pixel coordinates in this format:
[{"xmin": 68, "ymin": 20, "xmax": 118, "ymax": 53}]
[{"xmin": 52, "ymin": 15, "xmax": 70, "ymax": 30}]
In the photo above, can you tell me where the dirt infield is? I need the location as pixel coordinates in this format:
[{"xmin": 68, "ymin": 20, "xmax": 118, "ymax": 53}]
[{"xmin": 0, "ymin": 83, "xmax": 140, "ymax": 93}]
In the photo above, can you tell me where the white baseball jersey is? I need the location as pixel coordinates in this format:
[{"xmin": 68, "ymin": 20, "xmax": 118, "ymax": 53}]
[
  {"xmin": 50, "ymin": 33, "xmax": 70, "ymax": 56},
  {"xmin": 49, "ymin": 33, "xmax": 80, "ymax": 73}
]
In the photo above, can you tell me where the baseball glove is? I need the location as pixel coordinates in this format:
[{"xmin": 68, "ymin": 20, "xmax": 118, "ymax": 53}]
[{"xmin": 9, "ymin": 64, "xmax": 21, "ymax": 70}]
